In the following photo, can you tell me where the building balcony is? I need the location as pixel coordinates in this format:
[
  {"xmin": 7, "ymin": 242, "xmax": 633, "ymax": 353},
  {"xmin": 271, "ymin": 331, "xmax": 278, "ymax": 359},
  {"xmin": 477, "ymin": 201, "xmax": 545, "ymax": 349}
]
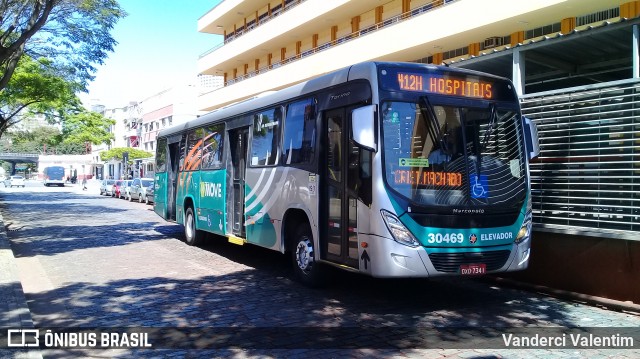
[
  {"xmin": 198, "ymin": 0, "xmax": 616, "ymax": 111},
  {"xmin": 198, "ymin": 0, "xmax": 377, "ymax": 77}
]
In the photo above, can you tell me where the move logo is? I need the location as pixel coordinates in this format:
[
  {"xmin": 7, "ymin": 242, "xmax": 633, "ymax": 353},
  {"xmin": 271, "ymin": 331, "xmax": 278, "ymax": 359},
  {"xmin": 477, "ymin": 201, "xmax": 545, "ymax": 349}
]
[{"xmin": 200, "ymin": 182, "xmax": 222, "ymax": 198}]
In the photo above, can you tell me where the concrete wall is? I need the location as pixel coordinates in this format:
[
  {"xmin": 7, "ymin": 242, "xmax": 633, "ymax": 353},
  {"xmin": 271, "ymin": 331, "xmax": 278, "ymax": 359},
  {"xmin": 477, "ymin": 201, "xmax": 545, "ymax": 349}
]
[{"xmin": 505, "ymin": 231, "xmax": 640, "ymax": 304}]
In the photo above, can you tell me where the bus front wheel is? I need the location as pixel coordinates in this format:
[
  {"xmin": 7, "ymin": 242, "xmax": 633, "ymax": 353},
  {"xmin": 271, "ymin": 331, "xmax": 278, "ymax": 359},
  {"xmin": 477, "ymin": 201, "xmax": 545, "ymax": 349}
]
[
  {"xmin": 291, "ymin": 225, "xmax": 325, "ymax": 287},
  {"xmin": 184, "ymin": 207, "xmax": 204, "ymax": 246}
]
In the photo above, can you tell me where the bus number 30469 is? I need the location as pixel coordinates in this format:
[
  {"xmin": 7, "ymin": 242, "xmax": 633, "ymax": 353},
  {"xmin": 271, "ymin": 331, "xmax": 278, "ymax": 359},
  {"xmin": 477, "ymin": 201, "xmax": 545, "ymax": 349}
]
[{"xmin": 427, "ymin": 233, "xmax": 464, "ymax": 244}]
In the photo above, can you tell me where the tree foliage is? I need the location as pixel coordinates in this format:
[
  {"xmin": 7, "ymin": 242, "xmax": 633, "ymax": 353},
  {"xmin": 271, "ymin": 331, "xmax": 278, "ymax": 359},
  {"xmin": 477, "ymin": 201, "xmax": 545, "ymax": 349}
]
[
  {"xmin": 0, "ymin": 56, "xmax": 80, "ymax": 135},
  {"xmin": 0, "ymin": 125, "xmax": 61, "ymax": 153},
  {"xmin": 0, "ymin": 0, "xmax": 126, "ymax": 137},
  {"xmin": 61, "ymin": 111, "xmax": 115, "ymax": 145},
  {"xmin": 100, "ymin": 147, "xmax": 153, "ymax": 162},
  {"xmin": 0, "ymin": 0, "xmax": 126, "ymax": 90}
]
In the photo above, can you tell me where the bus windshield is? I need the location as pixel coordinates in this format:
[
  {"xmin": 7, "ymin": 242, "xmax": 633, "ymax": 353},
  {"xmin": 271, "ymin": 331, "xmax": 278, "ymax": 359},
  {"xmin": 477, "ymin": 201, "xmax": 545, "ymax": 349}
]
[{"xmin": 381, "ymin": 99, "xmax": 526, "ymax": 209}]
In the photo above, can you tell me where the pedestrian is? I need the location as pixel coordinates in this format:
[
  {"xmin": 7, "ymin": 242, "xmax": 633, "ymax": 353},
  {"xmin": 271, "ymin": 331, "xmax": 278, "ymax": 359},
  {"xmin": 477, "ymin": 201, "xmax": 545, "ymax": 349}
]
[{"xmin": 82, "ymin": 177, "xmax": 87, "ymax": 190}]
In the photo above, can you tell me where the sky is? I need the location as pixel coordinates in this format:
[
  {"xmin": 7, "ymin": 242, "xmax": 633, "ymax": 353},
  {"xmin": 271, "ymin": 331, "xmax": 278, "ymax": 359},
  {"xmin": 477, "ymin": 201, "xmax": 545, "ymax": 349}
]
[{"xmin": 80, "ymin": 0, "xmax": 223, "ymax": 109}]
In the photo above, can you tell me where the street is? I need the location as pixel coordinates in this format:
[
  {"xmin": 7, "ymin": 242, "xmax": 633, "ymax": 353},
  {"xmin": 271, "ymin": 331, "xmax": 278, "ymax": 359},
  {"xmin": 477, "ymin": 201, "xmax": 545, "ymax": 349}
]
[{"xmin": 0, "ymin": 181, "xmax": 638, "ymax": 358}]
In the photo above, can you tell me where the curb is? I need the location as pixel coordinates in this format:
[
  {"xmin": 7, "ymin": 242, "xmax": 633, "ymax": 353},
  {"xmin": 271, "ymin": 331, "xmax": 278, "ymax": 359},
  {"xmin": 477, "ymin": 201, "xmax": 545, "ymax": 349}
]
[
  {"xmin": 489, "ymin": 276, "xmax": 640, "ymax": 315},
  {"xmin": 0, "ymin": 212, "xmax": 43, "ymax": 358}
]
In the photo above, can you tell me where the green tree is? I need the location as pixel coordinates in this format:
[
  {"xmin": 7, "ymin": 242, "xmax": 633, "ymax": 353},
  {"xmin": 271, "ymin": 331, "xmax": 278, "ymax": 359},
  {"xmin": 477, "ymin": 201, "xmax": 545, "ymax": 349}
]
[
  {"xmin": 0, "ymin": 0, "xmax": 126, "ymax": 137},
  {"xmin": 61, "ymin": 111, "xmax": 115, "ymax": 146},
  {"xmin": 0, "ymin": 56, "xmax": 80, "ymax": 136},
  {"xmin": 0, "ymin": 0, "xmax": 126, "ymax": 90},
  {"xmin": 1, "ymin": 125, "xmax": 62, "ymax": 153},
  {"xmin": 100, "ymin": 147, "xmax": 153, "ymax": 163}
]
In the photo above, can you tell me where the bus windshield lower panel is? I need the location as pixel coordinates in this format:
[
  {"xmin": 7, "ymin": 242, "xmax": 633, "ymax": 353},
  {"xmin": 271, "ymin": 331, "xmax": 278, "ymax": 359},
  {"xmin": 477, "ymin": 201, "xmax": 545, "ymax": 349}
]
[{"xmin": 381, "ymin": 99, "xmax": 526, "ymax": 211}]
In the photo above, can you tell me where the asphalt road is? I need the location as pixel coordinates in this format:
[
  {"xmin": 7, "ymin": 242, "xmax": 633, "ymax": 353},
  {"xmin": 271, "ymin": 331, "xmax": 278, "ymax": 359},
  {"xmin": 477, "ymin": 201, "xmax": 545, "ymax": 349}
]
[{"xmin": 0, "ymin": 182, "xmax": 638, "ymax": 358}]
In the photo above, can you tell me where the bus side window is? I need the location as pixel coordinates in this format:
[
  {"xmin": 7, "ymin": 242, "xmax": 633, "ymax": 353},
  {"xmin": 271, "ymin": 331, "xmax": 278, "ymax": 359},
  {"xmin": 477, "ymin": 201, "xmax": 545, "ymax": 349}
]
[
  {"xmin": 156, "ymin": 137, "xmax": 167, "ymax": 172},
  {"xmin": 202, "ymin": 124, "xmax": 224, "ymax": 169},
  {"xmin": 282, "ymin": 98, "xmax": 316, "ymax": 165},
  {"xmin": 252, "ymin": 107, "xmax": 281, "ymax": 166},
  {"xmin": 185, "ymin": 129, "xmax": 204, "ymax": 171}
]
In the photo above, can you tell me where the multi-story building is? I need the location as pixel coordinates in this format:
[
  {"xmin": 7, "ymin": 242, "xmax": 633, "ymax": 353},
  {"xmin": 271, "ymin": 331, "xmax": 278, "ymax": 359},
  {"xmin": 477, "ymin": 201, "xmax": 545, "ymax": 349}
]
[
  {"xmin": 197, "ymin": 0, "xmax": 640, "ymax": 302},
  {"xmin": 136, "ymin": 81, "xmax": 209, "ymax": 177},
  {"xmin": 96, "ymin": 103, "xmax": 138, "ymax": 179}
]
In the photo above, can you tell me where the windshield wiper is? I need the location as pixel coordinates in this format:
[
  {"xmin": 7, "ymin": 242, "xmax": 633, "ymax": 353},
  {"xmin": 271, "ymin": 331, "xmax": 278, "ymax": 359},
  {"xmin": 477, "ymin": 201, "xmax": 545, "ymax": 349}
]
[
  {"xmin": 418, "ymin": 97, "xmax": 451, "ymax": 155},
  {"xmin": 481, "ymin": 104, "xmax": 498, "ymax": 152},
  {"xmin": 474, "ymin": 104, "xmax": 497, "ymax": 177}
]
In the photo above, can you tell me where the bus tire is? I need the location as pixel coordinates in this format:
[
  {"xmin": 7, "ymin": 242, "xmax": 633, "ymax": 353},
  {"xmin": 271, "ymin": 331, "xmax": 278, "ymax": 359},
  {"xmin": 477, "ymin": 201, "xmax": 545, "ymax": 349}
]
[
  {"xmin": 184, "ymin": 207, "xmax": 203, "ymax": 246},
  {"xmin": 291, "ymin": 224, "xmax": 326, "ymax": 287}
]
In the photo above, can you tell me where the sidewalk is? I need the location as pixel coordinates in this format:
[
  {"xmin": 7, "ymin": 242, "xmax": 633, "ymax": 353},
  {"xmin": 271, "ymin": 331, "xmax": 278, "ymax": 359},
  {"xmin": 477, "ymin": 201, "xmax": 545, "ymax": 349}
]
[{"xmin": 0, "ymin": 213, "xmax": 42, "ymax": 358}]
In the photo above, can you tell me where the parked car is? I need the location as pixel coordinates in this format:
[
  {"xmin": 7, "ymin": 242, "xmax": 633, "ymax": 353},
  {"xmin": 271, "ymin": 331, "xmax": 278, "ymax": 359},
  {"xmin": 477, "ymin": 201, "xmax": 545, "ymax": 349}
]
[
  {"xmin": 99, "ymin": 179, "xmax": 116, "ymax": 196},
  {"xmin": 120, "ymin": 180, "xmax": 133, "ymax": 199},
  {"xmin": 111, "ymin": 180, "xmax": 124, "ymax": 198},
  {"xmin": 4, "ymin": 175, "xmax": 25, "ymax": 188},
  {"xmin": 128, "ymin": 177, "xmax": 154, "ymax": 202},
  {"xmin": 144, "ymin": 184, "xmax": 155, "ymax": 205}
]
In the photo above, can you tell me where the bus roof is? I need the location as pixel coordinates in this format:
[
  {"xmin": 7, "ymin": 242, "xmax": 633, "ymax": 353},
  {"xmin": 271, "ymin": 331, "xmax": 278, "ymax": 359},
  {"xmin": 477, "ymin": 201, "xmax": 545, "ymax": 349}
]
[{"xmin": 157, "ymin": 61, "xmax": 513, "ymax": 138}]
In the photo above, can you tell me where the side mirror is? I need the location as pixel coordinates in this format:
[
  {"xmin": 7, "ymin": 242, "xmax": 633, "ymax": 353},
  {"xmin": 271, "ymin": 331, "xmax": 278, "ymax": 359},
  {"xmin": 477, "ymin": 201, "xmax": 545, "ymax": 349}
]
[
  {"xmin": 523, "ymin": 116, "xmax": 540, "ymax": 160},
  {"xmin": 351, "ymin": 105, "xmax": 376, "ymax": 152}
]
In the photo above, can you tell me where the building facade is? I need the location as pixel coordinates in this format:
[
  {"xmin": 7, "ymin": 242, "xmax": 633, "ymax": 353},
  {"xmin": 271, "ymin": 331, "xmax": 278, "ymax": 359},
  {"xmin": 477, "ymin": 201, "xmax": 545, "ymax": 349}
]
[{"xmin": 197, "ymin": 0, "xmax": 640, "ymax": 302}]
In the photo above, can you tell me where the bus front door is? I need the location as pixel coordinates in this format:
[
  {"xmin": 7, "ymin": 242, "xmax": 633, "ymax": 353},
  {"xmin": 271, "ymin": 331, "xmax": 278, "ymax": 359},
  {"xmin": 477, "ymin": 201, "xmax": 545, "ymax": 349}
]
[
  {"xmin": 323, "ymin": 108, "xmax": 360, "ymax": 269},
  {"xmin": 167, "ymin": 141, "xmax": 181, "ymax": 221},
  {"xmin": 228, "ymin": 127, "xmax": 249, "ymax": 238}
]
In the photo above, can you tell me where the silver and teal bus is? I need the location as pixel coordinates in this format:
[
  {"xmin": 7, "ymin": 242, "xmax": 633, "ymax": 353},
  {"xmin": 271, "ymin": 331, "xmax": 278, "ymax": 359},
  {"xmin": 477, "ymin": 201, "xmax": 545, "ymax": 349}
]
[{"xmin": 153, "ymin": 62, "xmax": 539, "ymax": 286}]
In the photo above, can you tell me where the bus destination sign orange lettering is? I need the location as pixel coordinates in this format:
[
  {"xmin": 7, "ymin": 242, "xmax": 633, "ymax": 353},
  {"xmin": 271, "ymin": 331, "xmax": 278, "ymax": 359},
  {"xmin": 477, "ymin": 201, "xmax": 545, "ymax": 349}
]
[
  {"xmin": 397, "ymin": 72, "xmax": 493, "ymax": 99},
  {"xmin": 394, "ymin": 170, "xmax": 462, "ymax": 187}
]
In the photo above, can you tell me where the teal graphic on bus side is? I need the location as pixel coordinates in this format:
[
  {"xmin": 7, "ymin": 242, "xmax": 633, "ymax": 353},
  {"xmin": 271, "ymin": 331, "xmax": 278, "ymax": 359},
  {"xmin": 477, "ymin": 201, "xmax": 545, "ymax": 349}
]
[
  {"xmin": 244, "ymin": 184, "xmax": 277, "ymax": 248},
  {"xmin": 154, "ymin": 172, "xmax": 168, "ymax": 219},
  {"xmin": 198, "ymin": 170, "xmax": 227, "ymax": 235}
]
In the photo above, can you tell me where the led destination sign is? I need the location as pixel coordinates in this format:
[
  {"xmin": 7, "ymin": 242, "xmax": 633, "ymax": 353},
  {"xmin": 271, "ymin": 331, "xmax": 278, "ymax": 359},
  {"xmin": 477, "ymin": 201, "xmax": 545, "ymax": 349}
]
[
  {"xmin": 397, "ymin": 72, "xmax": 494, "ymax": 99},
  {"xmin": 394, "ymin": 170, "xmax": 462, "ymax": 187}
]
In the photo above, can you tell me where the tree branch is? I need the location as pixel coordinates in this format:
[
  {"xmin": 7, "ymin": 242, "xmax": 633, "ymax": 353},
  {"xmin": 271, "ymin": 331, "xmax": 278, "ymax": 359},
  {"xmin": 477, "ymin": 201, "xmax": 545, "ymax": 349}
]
[{"xmin": 0, "ymin": 0, "xmax": 56, "ymax": 59}]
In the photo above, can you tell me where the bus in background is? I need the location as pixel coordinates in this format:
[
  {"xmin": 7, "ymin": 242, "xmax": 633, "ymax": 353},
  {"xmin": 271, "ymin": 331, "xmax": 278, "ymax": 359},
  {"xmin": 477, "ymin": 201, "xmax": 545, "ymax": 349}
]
[
  {"xmin": 43, "ymin": 166, "xmax": 66, "ymax": 187},
  {"xmin": 153, "ymin": 62, "xmax": 540, "ymax": 286}
]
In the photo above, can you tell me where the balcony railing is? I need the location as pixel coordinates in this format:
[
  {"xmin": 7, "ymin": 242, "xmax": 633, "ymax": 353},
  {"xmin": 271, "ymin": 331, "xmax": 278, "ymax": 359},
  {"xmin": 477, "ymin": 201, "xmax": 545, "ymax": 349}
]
[
  {"xmin": 200, "ymin": 0, "xmax": 308, "ymax": 59},
  {"xmin": 205, "ymin": 0, "xmax": 458, "ymax": 90}
]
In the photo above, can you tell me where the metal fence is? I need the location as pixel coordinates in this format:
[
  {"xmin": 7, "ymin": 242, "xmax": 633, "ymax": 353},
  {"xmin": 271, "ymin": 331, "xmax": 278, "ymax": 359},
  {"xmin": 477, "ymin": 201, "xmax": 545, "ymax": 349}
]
[{"xmin": 521, "ymin": 79, "xmax": 640, "ymax": 240}]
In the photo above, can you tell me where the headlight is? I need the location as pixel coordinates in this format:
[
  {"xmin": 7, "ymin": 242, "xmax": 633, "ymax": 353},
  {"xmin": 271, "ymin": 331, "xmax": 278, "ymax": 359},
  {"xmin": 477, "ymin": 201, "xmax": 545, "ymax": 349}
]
[
  {"xmin": 381, "ymin": 210, "xmax": 420, "ymax": 247},
  {"xmin": 515, "ymin": 211, "xmax": 532, "ymax": 244}
]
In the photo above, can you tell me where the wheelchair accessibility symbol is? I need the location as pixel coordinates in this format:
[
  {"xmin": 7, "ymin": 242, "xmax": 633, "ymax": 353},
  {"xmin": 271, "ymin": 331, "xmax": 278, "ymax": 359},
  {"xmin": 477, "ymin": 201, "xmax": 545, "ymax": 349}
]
[{"xmin": 470, "ymin": 175, "xmax": 488, "ymax": 199}]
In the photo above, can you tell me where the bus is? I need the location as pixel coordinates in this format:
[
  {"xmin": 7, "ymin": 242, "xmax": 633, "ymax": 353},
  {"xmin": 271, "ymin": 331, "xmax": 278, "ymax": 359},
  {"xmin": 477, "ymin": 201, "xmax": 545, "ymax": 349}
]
[
  {"xmin": 153, "ymin": 62, "xmax": 540, "ymax": 286},
  {"xmin": 43, "ymin": 166, "xmax": 66, "ymax": 187}
]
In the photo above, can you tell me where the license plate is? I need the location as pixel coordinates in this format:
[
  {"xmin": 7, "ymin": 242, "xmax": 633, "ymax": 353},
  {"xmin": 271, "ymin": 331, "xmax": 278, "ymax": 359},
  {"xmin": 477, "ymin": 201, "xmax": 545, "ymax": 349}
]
[{"xmin": 460, "ymin": 263, "xmax": 486, "ymax": 275}]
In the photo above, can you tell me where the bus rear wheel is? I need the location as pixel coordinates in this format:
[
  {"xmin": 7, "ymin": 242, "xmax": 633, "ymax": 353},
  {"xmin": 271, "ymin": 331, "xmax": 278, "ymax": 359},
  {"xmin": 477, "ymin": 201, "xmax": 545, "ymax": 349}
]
[
  {"xmin": 184, "ymin": 207, "xmax": 204, "ymax": 246},
  {"xmin": 291, "ymin": 224, "xmax": 325, "ymax": 287}
]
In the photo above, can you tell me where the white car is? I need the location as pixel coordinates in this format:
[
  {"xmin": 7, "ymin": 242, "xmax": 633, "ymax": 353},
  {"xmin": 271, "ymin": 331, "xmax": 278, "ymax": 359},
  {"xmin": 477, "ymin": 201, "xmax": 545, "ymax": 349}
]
[{"xmin": 4, "ymin": 175, "xmax": 25, "ymax": 188}]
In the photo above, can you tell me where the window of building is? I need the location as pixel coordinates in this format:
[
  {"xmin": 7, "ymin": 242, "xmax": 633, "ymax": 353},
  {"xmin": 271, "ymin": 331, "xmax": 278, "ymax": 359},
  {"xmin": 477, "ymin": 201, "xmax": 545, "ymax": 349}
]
[
  {"xmin": 282, "ymin": 98, "xmax": 316, "ymax": 165},
  {"xmin": 525, "ymin": 23, "xmax": 561, "ymax": 39},
  {"xmin": 202, "ymin": 124, "xmax": 224, "ymax": 169},
  {"xmin": 251, "ymin": 107, "xmax": 282, "ymax": 166}
]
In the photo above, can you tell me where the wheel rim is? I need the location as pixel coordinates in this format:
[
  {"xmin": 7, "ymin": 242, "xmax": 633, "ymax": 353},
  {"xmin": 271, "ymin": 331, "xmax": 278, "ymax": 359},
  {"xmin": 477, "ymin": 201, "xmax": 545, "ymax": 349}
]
[
  {"xmin": 186, "ymin": 211, "xmax": 194, "ymax": 240},
  {"xmin": 295, "ymin": 239, "xmax": 314, "ymax": 274}
]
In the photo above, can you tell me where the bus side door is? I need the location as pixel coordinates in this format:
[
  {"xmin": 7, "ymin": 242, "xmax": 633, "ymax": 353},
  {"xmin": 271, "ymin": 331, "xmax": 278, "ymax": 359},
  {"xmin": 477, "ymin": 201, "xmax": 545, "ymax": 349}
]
[
  {"xmin": 227, "ymin": 127, "xmax": 249, "ymax": 238},
  {"xmin": 322, "ymin": 107, "xmax": 372, "ymax": 269}
]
